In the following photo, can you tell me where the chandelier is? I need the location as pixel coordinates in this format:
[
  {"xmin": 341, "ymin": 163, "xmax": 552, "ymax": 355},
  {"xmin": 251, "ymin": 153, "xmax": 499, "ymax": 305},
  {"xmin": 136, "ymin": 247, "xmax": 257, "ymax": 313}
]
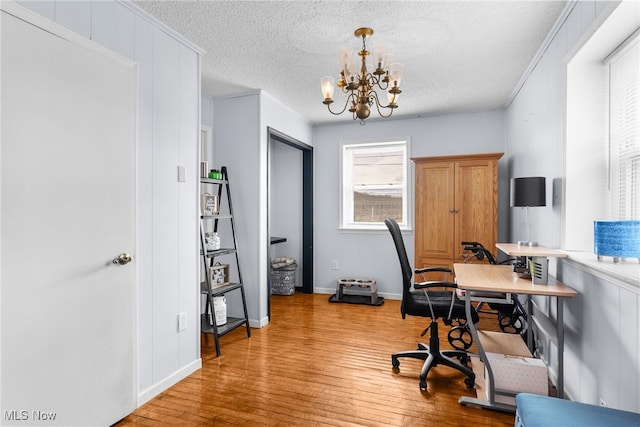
[{"xmin": 321, "ymin": 27, "xmax": 404, "ymax": 125}]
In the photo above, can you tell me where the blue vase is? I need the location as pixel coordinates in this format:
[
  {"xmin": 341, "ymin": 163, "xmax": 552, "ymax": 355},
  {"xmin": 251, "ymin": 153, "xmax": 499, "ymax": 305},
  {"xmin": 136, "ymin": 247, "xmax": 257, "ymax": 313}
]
[{"xmin": 594, "ymin": 220, "xmax": 640, "ymax": 261}]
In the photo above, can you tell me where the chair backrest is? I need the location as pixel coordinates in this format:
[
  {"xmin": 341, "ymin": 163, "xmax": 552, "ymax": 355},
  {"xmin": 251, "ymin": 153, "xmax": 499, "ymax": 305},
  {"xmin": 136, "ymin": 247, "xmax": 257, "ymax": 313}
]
[{"xmin": 384, "ymin": 218, "xmax": 413, "ymax": 314}]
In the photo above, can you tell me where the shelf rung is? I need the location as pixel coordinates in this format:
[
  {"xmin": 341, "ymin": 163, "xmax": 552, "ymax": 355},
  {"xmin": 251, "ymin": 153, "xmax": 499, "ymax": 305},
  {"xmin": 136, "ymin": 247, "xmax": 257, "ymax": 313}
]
[
  {"xmin": 477, "ymin": 330, "xmax": 532, "ymax": 357},
  {"xmin": 200, "ymin": 314, "xmax": 248, "ymax": 336},
  {"xmin": 201, "ymin": 214, "xmax": 233, "ymax": 220},
  {"xmin": 201, "ymin": 248, "xmax": 237, "ymax": 257},
  {"xmin": 200, "ymin": 178, "xmax": 227, "ymax": 185},
  {"xmin": 200, "ymin": 281, "xmax": 242, "ymax": 295}
]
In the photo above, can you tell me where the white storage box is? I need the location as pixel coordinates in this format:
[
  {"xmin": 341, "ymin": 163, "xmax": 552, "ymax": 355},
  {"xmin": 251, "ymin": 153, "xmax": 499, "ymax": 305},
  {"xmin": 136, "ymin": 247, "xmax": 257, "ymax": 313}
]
[{"xmin": 485, "ymin": 352, "xmax": 548, "ymax": 406}]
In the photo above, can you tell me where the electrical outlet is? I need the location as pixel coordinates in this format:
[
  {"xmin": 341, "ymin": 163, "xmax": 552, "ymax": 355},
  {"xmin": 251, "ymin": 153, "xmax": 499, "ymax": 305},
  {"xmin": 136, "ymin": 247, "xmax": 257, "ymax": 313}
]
[
  {"xmin": 331, "ymin": 260, "xmax": 338, "ymax": 270},
  {"xmin": 177, "ymin": 312, "xmax": 187, "ymax": 332},
  {"xmin": 599, "ymin": 397, "xmax": 607, "ymax": 407}
]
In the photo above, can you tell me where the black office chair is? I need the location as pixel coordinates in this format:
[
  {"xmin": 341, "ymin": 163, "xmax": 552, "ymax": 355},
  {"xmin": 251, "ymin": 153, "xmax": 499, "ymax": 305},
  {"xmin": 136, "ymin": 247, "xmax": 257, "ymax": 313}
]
[{"xmin": 384, "ymin": 218, "xmax": 477, "ymax": 390}]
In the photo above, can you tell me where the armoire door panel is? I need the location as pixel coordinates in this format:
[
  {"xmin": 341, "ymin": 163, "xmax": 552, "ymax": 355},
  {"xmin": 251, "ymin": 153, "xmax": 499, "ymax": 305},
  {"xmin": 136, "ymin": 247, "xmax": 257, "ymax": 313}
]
[
  {"xmin": 415, "ymin": 161, "xmax": 455, "ymax": 259},
  {"xmin": 455, "ymin": 159, "xmax": 498, "ymax": 262}
]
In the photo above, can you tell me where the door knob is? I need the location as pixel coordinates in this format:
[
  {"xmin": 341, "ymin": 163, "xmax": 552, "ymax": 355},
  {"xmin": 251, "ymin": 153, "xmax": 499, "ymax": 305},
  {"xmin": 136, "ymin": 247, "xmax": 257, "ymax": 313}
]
[{"xmin": 113, "ymin": 253, "xmax": 132, "ymax": 265}]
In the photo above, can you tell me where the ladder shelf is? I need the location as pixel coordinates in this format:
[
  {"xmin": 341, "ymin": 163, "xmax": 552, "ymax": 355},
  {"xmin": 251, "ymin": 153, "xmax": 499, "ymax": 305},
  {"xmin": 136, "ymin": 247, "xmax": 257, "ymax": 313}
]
[{"xmin": 200, "ymin": 166, "xmax": 251, "ymax": 357}]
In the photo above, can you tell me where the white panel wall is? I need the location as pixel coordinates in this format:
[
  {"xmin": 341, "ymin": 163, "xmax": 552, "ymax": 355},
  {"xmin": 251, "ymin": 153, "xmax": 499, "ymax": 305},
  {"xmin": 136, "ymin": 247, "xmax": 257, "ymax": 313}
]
[
  {"xmin": 152, "ymin": 25, "xmax": 182, "ymax": 383},
  {"xmin": 178, "ymin": 44, "xmax": 200, "ymax": 371},
  {"xmin": 506, "ymin": 0, "xmax": 639, "ymax": 411},
  {"xmin": 55, "ymin": 1, "xmax": 91, "ymax": 37},
  {"xmin": 134, "ymin": 10, "xmax": 156, "ymax": 395},
  {"xmin": 16, "ymin": 0, "xmax": 202, "ymax": 404},
  {"xmin": 312, "ymin": 111, "xmax": 506, "ymax": 298}
]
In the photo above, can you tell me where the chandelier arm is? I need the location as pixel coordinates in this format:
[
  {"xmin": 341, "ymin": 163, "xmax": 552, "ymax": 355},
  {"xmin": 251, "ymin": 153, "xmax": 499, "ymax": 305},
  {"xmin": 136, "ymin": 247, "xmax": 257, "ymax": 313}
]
[
  {"xmin": 369, "ymin": 90, "xmax": 394, "ymax": 118},
  {"xmin": 365, "ymin": 72, "xmax": 389, "ymax": 91},
  {"xmin": 326, "ymin": 93, "xmax": 356, "ymax": 116}
]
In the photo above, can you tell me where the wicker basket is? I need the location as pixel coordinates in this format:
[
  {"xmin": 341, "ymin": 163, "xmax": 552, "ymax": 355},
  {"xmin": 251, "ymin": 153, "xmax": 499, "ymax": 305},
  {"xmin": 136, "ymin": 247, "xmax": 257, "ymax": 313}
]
[{"xmin": 271, "ymin": 263, "xmax": 297, "ymax": 295}]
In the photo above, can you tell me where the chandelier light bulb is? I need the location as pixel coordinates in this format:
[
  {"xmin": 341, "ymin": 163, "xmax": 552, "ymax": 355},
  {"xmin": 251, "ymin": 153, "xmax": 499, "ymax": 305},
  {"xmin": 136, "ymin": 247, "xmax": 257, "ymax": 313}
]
[
  {"xmin": 320, "ymin": 76, "xmax": 335, "ymax": 102},
  {"xmin": 387, "ymin": 91, "xmax": 400, "ymax": 106},
  {"xmin": 388, "ymin": 63, "xmax": 404, "ymax": 88},
  {"xmin": 373, "ymin": 45, "xmax": 386, "ymax": 70}
]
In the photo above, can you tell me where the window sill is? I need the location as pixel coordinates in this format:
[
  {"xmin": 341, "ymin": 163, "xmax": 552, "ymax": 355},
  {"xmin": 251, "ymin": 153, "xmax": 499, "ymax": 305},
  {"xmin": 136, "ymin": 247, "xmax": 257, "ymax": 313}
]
[
  {"xmin": 562, "ymin": 250, "xmax": 640, "ymax": 291},
  {"xmin": 338, "ymin": 227, "xmax": 413, "ymax": 234}
]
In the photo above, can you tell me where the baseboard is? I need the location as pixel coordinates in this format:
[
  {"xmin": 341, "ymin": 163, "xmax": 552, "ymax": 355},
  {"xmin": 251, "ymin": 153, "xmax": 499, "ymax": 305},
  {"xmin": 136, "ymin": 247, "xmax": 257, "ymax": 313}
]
[
  {"xmin": 137, "ymin": 358, "xmax": 202, "ymax": 406},
  {"xmin": 250, "ymin": 316, "xmax": 269, "ymax": 328}
]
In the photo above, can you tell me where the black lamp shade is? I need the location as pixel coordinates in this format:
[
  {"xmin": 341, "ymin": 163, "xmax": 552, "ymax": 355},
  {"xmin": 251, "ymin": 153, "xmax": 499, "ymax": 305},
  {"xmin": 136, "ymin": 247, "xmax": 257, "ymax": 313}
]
[{"xmin": 510, "ymin": 177, "xmax": 546, "ymax": 207}]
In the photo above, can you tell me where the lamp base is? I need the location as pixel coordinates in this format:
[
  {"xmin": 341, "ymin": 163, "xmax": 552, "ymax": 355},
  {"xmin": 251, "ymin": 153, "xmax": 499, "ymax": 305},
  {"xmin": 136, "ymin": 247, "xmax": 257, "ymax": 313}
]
[{"xmin": 517, "ymin": 241, "xmax": 539, "ymax": 247}]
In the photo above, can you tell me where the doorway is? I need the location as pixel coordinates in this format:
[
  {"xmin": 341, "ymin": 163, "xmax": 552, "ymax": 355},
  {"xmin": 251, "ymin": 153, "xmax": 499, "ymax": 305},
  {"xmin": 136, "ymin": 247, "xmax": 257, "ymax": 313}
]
[{"xmin": 267, "ymin": 127, "xmax": 313, "ymax": 317}]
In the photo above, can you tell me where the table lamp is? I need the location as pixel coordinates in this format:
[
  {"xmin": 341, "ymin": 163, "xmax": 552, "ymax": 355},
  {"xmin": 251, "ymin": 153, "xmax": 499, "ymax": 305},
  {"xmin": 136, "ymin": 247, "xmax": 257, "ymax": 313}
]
[{"xmin": 510, "ymin": 177, "xmax": 546, "ymax": 246}]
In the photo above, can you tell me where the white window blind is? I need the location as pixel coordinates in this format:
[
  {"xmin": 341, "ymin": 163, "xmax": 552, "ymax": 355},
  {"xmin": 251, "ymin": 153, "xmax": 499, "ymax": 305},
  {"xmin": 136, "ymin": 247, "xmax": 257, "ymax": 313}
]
[{"xmin": 608, "ymin": 35, "xmax": 640, "ymax": 220}]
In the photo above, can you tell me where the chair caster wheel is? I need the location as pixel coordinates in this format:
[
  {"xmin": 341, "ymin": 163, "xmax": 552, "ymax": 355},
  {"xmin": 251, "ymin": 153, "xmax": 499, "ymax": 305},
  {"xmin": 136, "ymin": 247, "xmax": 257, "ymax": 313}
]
[
  {"xmin": 464, "ymin": 377, "xmax": 475, "ymax": 388},
  {"xmin": 391, "ymin": 358, "xmax": 400, "ymax": 369}
]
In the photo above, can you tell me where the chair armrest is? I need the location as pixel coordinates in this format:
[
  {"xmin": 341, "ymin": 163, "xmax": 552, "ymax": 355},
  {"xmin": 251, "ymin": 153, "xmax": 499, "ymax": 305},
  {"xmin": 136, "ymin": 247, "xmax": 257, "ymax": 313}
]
[
  {"xmin": 414, "ymin": 281, "xmax": 458, "ymax": 290},
  {"xmin": 415, "ymin": 266, "xmax": 452, "ymax": 275}
]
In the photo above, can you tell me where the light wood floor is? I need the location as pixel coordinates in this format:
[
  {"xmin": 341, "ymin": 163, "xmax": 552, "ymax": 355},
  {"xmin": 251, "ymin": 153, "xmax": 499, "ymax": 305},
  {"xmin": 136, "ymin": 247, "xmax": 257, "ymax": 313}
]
[{"xmin": 117, "ymin": 293, "xmax": 515, "ymax": 426}]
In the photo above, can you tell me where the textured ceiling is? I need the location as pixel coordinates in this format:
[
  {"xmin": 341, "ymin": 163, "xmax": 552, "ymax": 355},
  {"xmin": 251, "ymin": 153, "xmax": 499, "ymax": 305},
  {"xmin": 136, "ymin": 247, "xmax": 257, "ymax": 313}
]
[{"xmin": 133, "ymin": 1, "xmax": 567, "ymax": 125}]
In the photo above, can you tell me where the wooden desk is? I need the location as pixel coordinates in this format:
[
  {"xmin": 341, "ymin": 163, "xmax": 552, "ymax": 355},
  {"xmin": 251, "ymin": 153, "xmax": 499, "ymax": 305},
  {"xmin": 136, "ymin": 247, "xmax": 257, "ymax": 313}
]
[
  {"xmin": 496, "ymin": 243, "xmax": 568, "ymax": 258},
  {"xmin": 454, "ymin": 263, "xmax": 577, "ymax": 412}
]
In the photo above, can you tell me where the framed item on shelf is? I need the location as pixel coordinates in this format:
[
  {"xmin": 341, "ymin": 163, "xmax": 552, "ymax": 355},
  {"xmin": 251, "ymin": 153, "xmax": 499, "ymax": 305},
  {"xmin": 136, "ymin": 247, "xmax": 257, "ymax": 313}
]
[
  {"xmin": 201, "ymin": 193, "xmax": 219, "ymax": 216},
  {"xmin": 209, "ymin": 263, "xmax": 229, "ymax": 288}
]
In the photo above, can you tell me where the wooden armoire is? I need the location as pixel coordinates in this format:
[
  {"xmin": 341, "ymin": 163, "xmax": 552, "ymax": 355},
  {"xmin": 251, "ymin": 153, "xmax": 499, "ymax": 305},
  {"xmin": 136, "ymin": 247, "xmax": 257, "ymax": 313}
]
[{"xmin": 413, "ymin": 152, "xmax": 503, "ymax": 273}]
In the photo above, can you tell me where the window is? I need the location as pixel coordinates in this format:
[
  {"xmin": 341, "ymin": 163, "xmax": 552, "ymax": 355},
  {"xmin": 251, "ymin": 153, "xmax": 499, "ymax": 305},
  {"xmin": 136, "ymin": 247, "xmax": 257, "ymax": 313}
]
[
  {"xmin": 340, "ymin": 140, "xmax": 409, "ymax": 230},
  {"xmin": 565, "ymin": 3, "xmax": 640, "ymax": 251},
  {"xmin": 608, "ymin": 35, "xmax": 640, "ymax": 220},
  {"xmin": 565, "ymin": 1, "xmax": 640, "ymax": 285}
]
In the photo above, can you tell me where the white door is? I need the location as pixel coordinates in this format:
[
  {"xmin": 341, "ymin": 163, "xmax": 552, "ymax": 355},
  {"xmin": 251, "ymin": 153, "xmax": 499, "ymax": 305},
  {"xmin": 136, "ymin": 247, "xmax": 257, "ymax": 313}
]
[{"xmin": 1, "ymin": 9, "xmax": 137, "ymax": 426}]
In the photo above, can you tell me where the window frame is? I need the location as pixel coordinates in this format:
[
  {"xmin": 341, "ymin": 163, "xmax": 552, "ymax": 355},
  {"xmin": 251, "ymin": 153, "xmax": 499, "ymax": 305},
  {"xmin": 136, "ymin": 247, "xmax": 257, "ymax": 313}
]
[
  {"xmin": 339, "ymin": 139, "xmax": 411, "ymax": 231},
  {"xmin": 563, "ymin": 0, "xmax": 639, "ymax": 288}
]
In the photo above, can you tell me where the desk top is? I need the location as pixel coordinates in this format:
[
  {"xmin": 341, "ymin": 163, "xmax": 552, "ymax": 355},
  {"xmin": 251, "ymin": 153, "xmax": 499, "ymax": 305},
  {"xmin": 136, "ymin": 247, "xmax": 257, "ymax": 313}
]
[
  {"xmin": 453, "ymin": 263, "xmax": 577, "ymax": 297},
  {"xmin": 496, "ymin": 243, "xmax": 568, "ymax": 258}
]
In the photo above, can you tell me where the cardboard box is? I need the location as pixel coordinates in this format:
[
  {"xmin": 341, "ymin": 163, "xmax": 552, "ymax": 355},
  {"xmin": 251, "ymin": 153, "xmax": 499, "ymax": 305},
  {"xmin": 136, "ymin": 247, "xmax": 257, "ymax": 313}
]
[{"xmin": 484, "ymin": 352, "xmax": 548, "ymax": 406}]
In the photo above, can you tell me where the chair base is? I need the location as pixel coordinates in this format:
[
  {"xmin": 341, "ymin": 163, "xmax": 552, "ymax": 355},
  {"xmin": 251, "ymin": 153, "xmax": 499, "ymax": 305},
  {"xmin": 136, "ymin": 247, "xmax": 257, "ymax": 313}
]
[{"xmin": 392, "ymin": 321, "xmax": 476, "ymax": 390}]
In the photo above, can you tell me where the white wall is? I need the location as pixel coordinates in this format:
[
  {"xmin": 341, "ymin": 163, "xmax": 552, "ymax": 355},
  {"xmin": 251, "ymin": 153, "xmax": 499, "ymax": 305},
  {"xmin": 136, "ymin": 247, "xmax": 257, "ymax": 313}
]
[
  {"xmin": 15, "ymin": 0, "xmax": 203, "ymax": 404},
  {"xmin": 270, "ymin": 141, "xmax": 304, "ymax": 287},
  {"xmin": 213, "ymin": 90, "xmax": 312, "ymax": 325},
  {"xmin": 506, "ymin": 0, "xmax": 640, "ymax": 411},
  {"xmin": 312, "ymin": 111, "xmax": 506, "ymax": 298}
]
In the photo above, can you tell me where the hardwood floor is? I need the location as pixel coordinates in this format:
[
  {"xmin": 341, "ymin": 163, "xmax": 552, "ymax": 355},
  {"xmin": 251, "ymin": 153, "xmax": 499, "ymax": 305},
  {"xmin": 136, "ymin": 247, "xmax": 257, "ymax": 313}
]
[{"xmin": 118, "ymin": 293, "xmax": 515, "ymax": 426}]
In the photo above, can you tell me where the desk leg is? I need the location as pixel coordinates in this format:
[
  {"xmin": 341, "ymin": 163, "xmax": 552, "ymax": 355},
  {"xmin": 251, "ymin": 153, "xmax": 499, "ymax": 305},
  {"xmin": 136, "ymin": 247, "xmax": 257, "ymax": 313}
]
[
  {"xmin": 458, "ymin": 293, "xmax": 514, "ymax": 412},
  {"xmin": 527, "ymin": 295, "xmax": 533, "ymax": 352},
  {"xmin": 557, "ymin": 296, "xmax": 565, "ymax": 399}
]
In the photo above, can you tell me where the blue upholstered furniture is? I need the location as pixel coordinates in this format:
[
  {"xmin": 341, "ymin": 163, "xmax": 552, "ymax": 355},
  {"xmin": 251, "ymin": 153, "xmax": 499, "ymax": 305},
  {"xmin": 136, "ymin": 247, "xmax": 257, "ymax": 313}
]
[{"xmin": 515, "ymin": 393, "xmax": 640, "ymax": 427}]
